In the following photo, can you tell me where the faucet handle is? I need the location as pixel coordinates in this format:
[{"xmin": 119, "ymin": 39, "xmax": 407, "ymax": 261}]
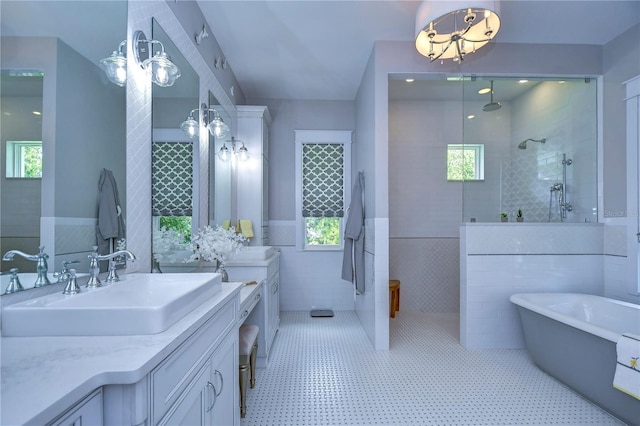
[
  {"xmin": 62, "ymin": 269, "xmax": 81, "ymax": 295},
  {"xmin": 105, "ymin": 258, "xmax": 120, "ymax": 283},
  {"xmin": 4, "ymin": 268, "xmax": 24, "ymax": 294},
  {"xmin": 61, "ymin": 260, "xmax": 80, "ymax": 271}
]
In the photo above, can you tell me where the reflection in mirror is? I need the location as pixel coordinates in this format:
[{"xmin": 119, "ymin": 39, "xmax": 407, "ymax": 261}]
[
  {"xmin": 209, "ymin": 91, "xmax": 232, "ymax": 227},
  {"xmin": 0, "ymin": 1, "xmax": 127, "ymax": 292},
  {"xmin": 151, "ymin": 19, "xmax": 199, "ymax": 268}
]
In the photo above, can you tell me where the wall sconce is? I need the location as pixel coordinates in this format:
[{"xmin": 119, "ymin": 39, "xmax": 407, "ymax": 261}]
[
  {"xmin": 100, "ymin": 40, "xmax": 127, "ymax": 87},
  {"xmin": 219, "ymin": 136, "xmax": 249, "ymax": 163},
  {"xmin": 180, "ymin": 103, "xmax": 230, "ymax": 139},
  {"xmin": 133, "ymin": 30, "xmax": 181, "ymax": 87},
  {"xmin": 180, "ymin": 108, "xmax": 200, "ymax": 139}
]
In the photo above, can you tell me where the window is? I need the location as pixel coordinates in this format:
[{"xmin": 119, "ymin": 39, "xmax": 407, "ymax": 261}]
[
  {"xmin": 6, "ymin": 141, "xmax": 42, "ymax": 178},
  {"xmin": 295, "ymin": 130, "xmax": 352, "ymax": 250},
  {"xmin": 447, "ymin": 144, "xmax": 484, "ymax": 181},
  {"xmin": 152, "ymin": 140, "xmax": 194, "ymax": 257}
]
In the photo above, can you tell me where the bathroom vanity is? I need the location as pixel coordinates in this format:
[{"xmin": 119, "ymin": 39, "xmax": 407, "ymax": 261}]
[
  {"xmin": 225, "ymin": 249, "xmax": 280, "ymax": 368},
  {"xmin": 0, "ymin": 278, "xmax": 243, "ymax": 426}
]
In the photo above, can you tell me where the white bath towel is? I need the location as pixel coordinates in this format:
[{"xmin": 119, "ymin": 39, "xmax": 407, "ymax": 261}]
[{"xmin": 613, "ymin": 333, "xmax": 640, "ymax": 400}]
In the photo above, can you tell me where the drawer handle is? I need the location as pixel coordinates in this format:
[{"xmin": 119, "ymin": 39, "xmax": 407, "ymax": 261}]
[
  {"xmin": 206, "ymin": 381, "xmax": 217, "ymax": 412},
  {"xmin": 255, "ymin": 293, "xmax": 261, "ymax": 301},
  {"xmin": 214, "ymin": 370, "xmax": 224, "ymax": 396},
  {"xmin": 242, "ymin": 310, "xmax": 249, "ymax": 319}
]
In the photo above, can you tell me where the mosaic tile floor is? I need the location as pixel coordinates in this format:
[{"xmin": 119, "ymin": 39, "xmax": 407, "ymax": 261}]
[{"xmin": 241, "ymin": 310, "xmax": 624, "ymax": 425}]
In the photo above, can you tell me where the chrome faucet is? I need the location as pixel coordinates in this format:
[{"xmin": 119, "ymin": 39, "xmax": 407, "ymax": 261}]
[
  {"xmin": 2, "ymin": 246, "xmax": 51, "ymax": 287},
  {"xmin": 3, "ymin": 268, "xmax": 24, "ymax": 294},
  {"xmin": 61, "ymin": 268, "xmax": 81, "ymax": 295},
  {"xmin": 87, "ymin": 246, "xmax": 137, "ymax": 288},
  {"xmin": 53, "ymin": 260, "xmax": 80, "ymax": 283}
]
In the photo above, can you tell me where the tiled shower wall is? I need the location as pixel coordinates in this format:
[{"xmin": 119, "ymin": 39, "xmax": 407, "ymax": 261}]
[
  {"xmin": 501, "ymin": 80, "xmax": 598, "ymax": 223},
  {"xmin": 389, "ymin": 238, "xmax": 459, "ymax": 313}
]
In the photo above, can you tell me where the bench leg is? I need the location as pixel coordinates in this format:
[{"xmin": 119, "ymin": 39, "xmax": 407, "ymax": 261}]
[{"xmin": 239, "ymin": 363, "xmax": 249, "ymax": 418}]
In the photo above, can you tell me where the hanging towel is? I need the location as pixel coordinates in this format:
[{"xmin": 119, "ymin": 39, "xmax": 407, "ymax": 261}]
[
  {"xmin": 613, "ymin": 333, "xmax": 640, "ymax": 400},
  {"xmin": 239, "ymin": 219, "xmax": 254, "ymax": 239},
  {"xmin": 221, "ymin": 219, "xmax": 231, "ymax": 230},
  {"xmin": 341, "ymin": 171, "xmax": 365, "ymax": 294},
  {"xmin": 96, "ymin": 169, "xmax": 125, "ymax": 269}
]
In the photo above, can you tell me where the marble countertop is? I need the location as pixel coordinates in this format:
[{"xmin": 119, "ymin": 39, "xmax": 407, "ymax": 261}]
[{"xmin": 0, "ymin": 281, "xmax": 243, "ymax": 426}]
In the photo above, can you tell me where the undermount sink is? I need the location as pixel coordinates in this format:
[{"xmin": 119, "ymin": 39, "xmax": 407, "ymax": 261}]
[
  {"xmin": 229, "ymin": 246, "xmax": 275, "ymax": 261},
  {"xmin": 1, "ymin": 273, "xmax": 222, "ymax": 337}
]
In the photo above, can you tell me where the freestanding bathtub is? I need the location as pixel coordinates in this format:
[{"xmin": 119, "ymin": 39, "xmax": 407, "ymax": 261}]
[{"xmin": 510, "ymin": 293, "xmax": 640, "ymax": 426}]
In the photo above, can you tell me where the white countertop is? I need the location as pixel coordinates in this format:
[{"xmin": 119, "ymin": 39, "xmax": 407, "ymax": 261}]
[{"xmin": 0, "ymin": 281, "xmax": 243, "ymax": 426}]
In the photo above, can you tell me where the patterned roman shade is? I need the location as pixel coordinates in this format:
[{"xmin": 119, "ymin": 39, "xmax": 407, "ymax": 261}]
[
  {"xmin": 152, "ymin": 142, "xmax": 193, "ymax": 217},
  {"xmin": 302, "ymin": 143, "xmax": 344, "ymax": 217}
]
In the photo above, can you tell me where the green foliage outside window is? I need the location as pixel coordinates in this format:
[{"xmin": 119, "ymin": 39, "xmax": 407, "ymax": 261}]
[
  {"xmin": 22, "ymin": 145, "xmax": 42, "ymax": 177},
  {"xmin": 305, "ymin": 217, "xmax": 341, "ymax": 246},
  {"xmin": 159, "ymin": 216, "xmax": 192, "ymax": 243},
  {"xmin": 447, "ymin": 148, "xmax": 476, "ymax": 181}
]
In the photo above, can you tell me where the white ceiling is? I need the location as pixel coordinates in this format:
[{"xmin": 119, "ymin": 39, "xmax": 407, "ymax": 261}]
[{"xmin": 197, "ymin": 0, "xmax": 640, "ymax": 101}]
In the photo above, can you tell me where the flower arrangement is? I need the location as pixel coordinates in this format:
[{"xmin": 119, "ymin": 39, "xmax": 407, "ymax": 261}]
[
  {"xmin": 186, "ymin": 225, "xmax": 246, "ymax": 265},
  {"xmin": 153, "ymin": 227, "xmax": 189, "ymax": 263}
]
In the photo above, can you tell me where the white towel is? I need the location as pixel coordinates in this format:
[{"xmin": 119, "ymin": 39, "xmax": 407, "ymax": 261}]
[{"xmin": 613, "ymin": 333, "xmax": 640, "ymax": 400}]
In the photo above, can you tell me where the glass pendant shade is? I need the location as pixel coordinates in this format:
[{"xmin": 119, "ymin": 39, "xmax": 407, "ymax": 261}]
[
  {"xmin": 100, "ymin": 50, "xmax": 127, "ymax": 87},
  {"xmin": 237, "ymin": 145, "xmax": 249, "ymax": 162},
  {"xmin": 143, "ymin": 52, "xmax": 181, "ymax": 87},
  {"xmin": 180, "ymin": 116, "xmax": 199, "ymax": 138},
  {"xmin": 208, "ymin": 114, "xmax": 230, "ymax": 138},
  {"xmin": 218, "ymin": 144, "xmax": 230, "ymax": 162}
]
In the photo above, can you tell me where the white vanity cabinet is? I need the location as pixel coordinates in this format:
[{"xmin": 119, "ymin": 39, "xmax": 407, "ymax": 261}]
[
  {"xmin": 236, "ymin": 105, "xmax": 271, "ymax": 246},
  {"xmin": 48, "ymin": 389, "xmax": 103, "ymax": 426},
  {"xmin": 158, "ymin": 331, "xmax": 237, "ymax": 426},
  {"xmin": 101, "ymin": 291, "xmax": 240, "ymax": 426},
  {"xmin": 225, "ymin": 253, "xmax": 280, "ymax": 367}
]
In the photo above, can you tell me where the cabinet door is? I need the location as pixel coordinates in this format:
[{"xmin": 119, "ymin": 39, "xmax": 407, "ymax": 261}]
[
  {"xmin": 210, "ymin": 334, "xmax": 240, "ymax": 426},
  {"xmin": 159, "ymin": 364, "xmax": 213, "ymax": 426},
  {"xmin": 49, "ymin": 389, "xmax": 103, "ymax": 426}
]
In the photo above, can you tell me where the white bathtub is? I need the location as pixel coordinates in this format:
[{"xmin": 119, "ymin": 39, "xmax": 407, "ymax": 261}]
[{"xmin": 510, "ymin": 293, "xmax": 640, "ymax": 425}]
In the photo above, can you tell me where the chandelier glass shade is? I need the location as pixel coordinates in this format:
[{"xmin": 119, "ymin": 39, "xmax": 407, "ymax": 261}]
[{"xmin": 415, "ymin": 1, "xmax": 500, "ymax": 63}]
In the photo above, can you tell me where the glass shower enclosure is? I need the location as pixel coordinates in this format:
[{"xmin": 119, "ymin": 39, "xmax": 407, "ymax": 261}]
[{"xmin": 460, "ymin": 76, "xmax": 598, "ymax": 223}]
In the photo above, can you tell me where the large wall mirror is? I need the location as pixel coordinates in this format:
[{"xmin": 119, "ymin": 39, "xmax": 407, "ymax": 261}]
[
  {"xmin": 210, "ymin": 90, "xmax": 233, "ymax": 227},
  {"xmin": 0, "ymin": 1, "xmax": 127, "ymax": 292},
  {"xmin": 151, "ymin": 19, "xmax": 200, "ymax": 266}
]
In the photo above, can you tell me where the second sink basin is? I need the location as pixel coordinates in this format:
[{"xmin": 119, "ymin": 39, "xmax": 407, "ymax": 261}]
[
  {"xmin": 1, "ymin": 273, "xmax": 222, "ymax": 337},
  {"xmin": 229, "ymin": 246, "xmax": 275, "ymax": 261}
]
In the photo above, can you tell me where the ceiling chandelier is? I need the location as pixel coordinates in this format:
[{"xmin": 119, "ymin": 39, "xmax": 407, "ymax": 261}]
[{"xmin": 415, "ymin": 1, "xmax": 501, "ymax": 63}]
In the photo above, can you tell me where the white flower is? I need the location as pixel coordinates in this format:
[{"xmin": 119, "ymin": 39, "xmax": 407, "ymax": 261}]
[
  {"xmin": 153, "ymin": 227, "xmax": 188, "ymax": 262},
  {"xmin": 187, "ymin": 225, "xmax": 246, "ymax": 264}
]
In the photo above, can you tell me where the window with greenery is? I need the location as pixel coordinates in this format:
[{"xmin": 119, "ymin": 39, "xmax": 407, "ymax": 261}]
[
  {"xmin": 295, "ymin": 130, "xmax": 352, "ymax": 251},
  {"xmin": 5, "ymin": 141, "xmax": 42, "ymax": 178},
  {"xmin": 152, "ymin": 141, "xmax": 194, "ymax": 251},
  {"xmin": 447, "ymin": 144, "xmax": 484, "ymax": 181}
]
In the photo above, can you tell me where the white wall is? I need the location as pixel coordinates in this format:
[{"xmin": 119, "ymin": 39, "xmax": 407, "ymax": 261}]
[
  {"xmin": 245, "ymin": 98, "xmax": 357, "ymax": 311},
  {"xmin": 460, "ymin": 223, "xmax": 605, "ymax": 349}
]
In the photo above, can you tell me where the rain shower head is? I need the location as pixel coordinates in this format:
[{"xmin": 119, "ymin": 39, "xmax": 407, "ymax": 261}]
[
  {"xmin": 518, "ymin": 138, "xmax": 547, "ymax": 149},
  {"xmin": 482, "ymin": 80, "xmax": 502, "ymax": 112}
]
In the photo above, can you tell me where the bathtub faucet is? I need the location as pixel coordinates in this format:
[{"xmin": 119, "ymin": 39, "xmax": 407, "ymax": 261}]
[{"xmin": 2, "ymin": 246, "xmax": 51, "ymax": 287}]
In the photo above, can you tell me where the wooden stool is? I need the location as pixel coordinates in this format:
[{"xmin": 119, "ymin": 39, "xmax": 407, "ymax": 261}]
[
  {"xmin": 239, "ymin": 324, "xmax": 259, "ymax": 418},
  {"xmin": 389, "ymin": 279, "xmax": 400, "ymax": 318}
]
